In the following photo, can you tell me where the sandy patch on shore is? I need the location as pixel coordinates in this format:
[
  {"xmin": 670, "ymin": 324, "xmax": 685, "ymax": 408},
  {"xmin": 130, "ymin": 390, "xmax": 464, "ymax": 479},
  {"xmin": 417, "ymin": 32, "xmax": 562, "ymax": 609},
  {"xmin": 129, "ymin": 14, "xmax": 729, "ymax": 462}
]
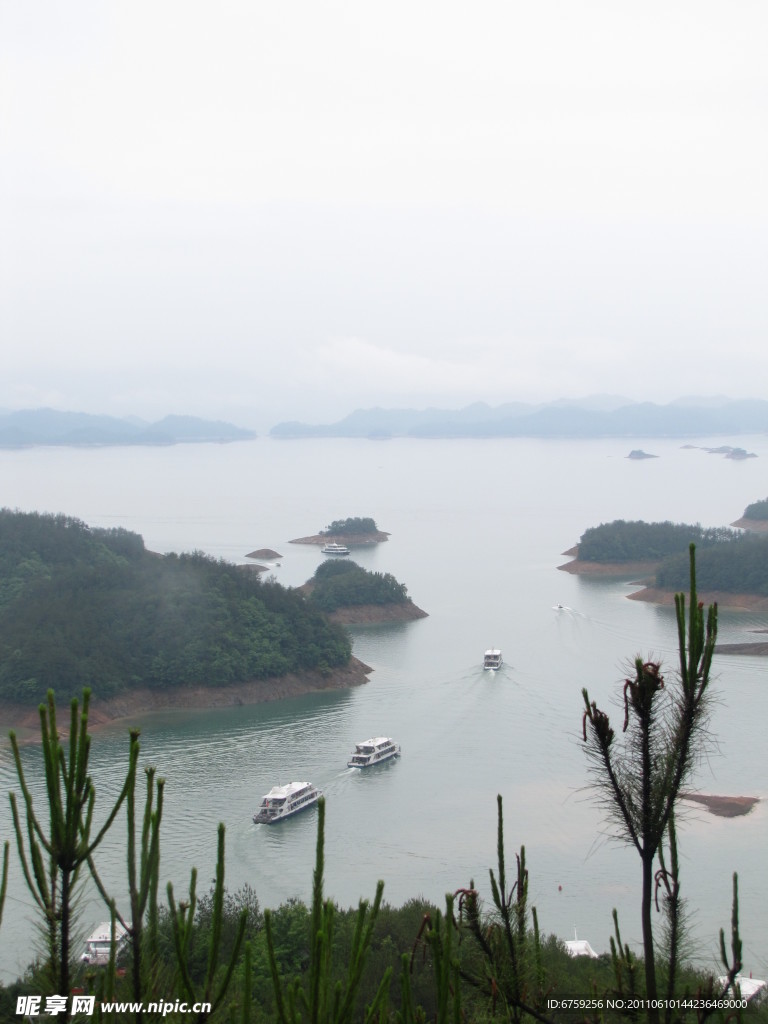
[
  {"xmin": 557, "ymin": 558, "xmax": 659, "ymax": 578},
  {"xmin": 730, "ymin": 518, "xmax": 768, "ymax": 533},
  {"xmin": 328, "ymin": 602, "xmax": 427, "ymax": 624}
]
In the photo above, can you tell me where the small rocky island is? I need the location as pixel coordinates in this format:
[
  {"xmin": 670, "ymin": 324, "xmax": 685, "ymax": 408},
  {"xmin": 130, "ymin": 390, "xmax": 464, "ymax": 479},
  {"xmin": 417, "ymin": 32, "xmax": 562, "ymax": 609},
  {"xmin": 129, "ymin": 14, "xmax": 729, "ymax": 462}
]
[
  {"xmin": 680, "ymin": 793, "xmax": 760, "ymax": 818},
  {"xmin": 246, "ymin": 548, "xmax": 283, "ymax": 560},
  {"xmin": 291, "ymin": 516, "xmax": 389, "ymax": 546},
  {"xmin": 627, "ymin": 449, "xmax": 658, "ymax": 459}
]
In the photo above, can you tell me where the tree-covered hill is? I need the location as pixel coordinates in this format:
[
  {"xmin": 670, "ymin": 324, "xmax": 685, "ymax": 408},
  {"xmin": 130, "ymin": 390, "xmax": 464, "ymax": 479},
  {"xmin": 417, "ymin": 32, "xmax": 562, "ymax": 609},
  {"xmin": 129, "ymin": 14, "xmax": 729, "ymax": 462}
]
[
  {"xmin": 0, "ymin": 509, "xmax": 351, "ymax": 704},
  {"xmin": 576, "ymin": 519, "xmax": 738, "ymax": 563},
  {"xmin": 308, "ymin": 559, "xmax": 411, "ymax": 613},
  {"xmin": 743, "ymin": 497, "xmax": 768, "ymax": 521},
  {"xmin": 655, "ymin": 534, "xmax": 768, "ymax": 595},
  {"xmin": 572, "ymin": 517, "xmax": 768, "ymax": 596},
  {"xmin": 321, "ymin": 516, "xmax": 378, "ymax": 536}
]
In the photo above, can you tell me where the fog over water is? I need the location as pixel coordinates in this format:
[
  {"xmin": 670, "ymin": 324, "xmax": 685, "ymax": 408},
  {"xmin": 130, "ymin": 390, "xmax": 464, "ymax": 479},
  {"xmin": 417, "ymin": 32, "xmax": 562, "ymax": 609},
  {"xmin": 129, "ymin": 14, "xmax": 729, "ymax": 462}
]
[{"xmin": 1, "ymin": 435, "xmax": 766, "ymax": 984}]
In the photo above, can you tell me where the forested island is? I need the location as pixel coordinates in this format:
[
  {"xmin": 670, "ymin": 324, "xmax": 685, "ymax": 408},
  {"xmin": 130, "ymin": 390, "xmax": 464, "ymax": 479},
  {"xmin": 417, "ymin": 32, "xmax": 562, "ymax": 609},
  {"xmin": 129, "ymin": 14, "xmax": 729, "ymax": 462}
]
[
  {"xmin": 0, "ymin": 509, "xmax": 365, "ymax": 722},
  {"xmin": 560, "ymin": 517, "xmax": 768, "ymax": 616},
  {"xmin": 301, "ymin": 559, "xmax": 427, "ymax": 624},
  {"xmin": 291, "ymin": 516, "xmax": 390, "ymax": 546}
]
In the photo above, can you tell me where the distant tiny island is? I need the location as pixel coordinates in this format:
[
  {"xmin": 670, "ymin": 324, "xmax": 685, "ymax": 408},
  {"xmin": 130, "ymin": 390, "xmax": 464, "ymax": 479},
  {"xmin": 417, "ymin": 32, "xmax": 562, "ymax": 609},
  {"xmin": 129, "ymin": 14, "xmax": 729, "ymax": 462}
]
[
  {"xmin": 627, "ymin": 449, "xmax": 657, "ymax": 459},
  {"xmin": 559, "ymin": 515, "xmax": 768, "ymax": 621},
  {"xmin": 291, "ymin": 516, "xmax": 390, "ymax": 546}
]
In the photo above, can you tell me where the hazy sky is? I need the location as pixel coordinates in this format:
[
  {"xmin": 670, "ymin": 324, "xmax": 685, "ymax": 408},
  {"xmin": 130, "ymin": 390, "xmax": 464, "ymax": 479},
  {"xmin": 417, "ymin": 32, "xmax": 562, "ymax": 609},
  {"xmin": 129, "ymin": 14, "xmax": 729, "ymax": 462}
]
[{"xmin": 2, "ymin": 1, "xmax": 766, "ymax": 430}]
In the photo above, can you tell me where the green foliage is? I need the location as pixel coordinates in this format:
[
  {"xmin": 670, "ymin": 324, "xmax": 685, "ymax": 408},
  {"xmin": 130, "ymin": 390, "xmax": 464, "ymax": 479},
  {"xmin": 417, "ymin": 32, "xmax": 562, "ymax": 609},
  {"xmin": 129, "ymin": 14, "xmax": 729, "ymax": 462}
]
[
  {"xmin": 311, "ymin": 561, "xmax": 409, "ymax": 612},
  {"xmin": 8, "ymin": 690, "xmax": 136, "ymax": 1002},
  {"xmin": 577, "ymin": 519, "xmax": 737, "ymax": 563},
  {"xmin": 166, "ymin": 825, "xmax": 248, "ymax": 1018},
  {"xmin": 743, "ymin": 497, "xmax": 768, "ymax": 521},
  {"xmin": 656, "ymin": 534, "xmax": 768, "ymax": 595},
  {"xmin": 321, "ymin": 518, "xmax": 378, "ymax": 537},
  {"xmin": 0, "ymin": 508, "xmax": 351, "ymax": 703}
]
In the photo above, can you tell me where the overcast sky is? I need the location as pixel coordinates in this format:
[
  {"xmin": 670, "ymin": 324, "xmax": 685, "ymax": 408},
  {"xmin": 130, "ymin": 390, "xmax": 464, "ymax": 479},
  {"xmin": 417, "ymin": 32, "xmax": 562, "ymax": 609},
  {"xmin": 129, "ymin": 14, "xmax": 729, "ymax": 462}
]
[{"xmin": 2, "ymin": 1, "xmax": 766, "ymax": 430}]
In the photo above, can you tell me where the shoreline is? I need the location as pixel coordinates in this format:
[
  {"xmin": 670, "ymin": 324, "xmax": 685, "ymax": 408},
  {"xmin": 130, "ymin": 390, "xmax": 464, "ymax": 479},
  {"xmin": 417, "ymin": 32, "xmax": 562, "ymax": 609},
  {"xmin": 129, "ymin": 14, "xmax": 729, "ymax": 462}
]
[
  {"xmin": 0, "ymin": 657, "xmax": 372, "ymax": 742},
  {"xmin": 558, "ymin": 557, "xmax": 768, "ymax": 614},
  {"xmin": 730, "ymin": 517, "xmax": 768, "ymax": 532},
  {"xmin": 626, "ymin": 585, "xmax": 768, "ymax": 613},
  {"xmin": 557, "ymin": 557, "xmax": 658, "ymax": 578},
  {"xmin": 328, "ymin": 601, "xmax": 428, "ymax": 624},
  {"xmin": 290, "ymin": 531, "xmax": 390, "ymax": 546}
]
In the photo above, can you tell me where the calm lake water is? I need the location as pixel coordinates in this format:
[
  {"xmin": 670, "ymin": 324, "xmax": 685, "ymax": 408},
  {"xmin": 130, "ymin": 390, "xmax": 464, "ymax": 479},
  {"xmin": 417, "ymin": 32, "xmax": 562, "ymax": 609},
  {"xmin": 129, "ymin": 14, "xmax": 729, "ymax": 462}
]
[{"xmin": 1, "ymin": 435, "xmax": 766, "ymax": 983}]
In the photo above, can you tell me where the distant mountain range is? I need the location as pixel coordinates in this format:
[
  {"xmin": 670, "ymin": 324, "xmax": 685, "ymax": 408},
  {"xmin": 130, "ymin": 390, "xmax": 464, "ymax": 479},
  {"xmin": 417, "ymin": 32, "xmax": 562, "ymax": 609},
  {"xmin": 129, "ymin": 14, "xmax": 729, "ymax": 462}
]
[
  {"xmin": 270, "ymin": 397, "xmax": 768, "ymax": 440},
  {"xmin": 0, "ymin": 410, "xmax": 256, "ymax": 447}
]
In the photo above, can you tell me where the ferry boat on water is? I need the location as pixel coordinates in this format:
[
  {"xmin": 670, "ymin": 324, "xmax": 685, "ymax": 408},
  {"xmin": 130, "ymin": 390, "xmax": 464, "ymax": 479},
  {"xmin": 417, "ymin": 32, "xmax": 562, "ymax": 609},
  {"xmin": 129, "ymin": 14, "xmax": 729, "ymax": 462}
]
[
  {"xmin": 483, "ymin": 649, "xmax": 503, "ymax": 670},
  {"xmin": 347, "ymin": 737, "xmax": 401, "ymax": 768},
  {"xmin": 81, "ymin": 922, "xmax": 129, "ymax": 965},
  {"xmin": 321, "ymin": 542, "xmax": 350, "ymax": 555},
  {"xmin": 252, "ymin": 781, "xmax": 322, "ymax": 824}
]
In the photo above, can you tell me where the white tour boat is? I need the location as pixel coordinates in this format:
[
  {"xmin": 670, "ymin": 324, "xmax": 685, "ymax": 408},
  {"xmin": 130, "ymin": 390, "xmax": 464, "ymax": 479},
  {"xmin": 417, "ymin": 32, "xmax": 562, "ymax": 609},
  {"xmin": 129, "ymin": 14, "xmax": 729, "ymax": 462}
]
[
  {"xmin": 347, "ymin": 737, "xmax": 401, "ymax": 768},
  {"xmin": 81, "ymin": 921, "xmax": 129, "ymax": 965},
  {"xmin": 252, "ymin": 781, "xmax": 322, "ymax": 824},
  {"xmin": 483, "ymin": 649, "xmax": 503, "ymax": 670},
  {"xmin": 321, "ymin": 542, "xmax": 350, "ymax": 555}
]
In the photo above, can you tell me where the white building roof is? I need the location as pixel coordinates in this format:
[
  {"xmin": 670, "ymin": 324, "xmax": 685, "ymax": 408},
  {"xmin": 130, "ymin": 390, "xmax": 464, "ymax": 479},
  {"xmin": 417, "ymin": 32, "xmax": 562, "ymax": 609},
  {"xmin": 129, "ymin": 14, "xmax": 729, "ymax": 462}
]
[{"xmin": 565, "ymin": 939, "xmax": 599, "ymax": 959}]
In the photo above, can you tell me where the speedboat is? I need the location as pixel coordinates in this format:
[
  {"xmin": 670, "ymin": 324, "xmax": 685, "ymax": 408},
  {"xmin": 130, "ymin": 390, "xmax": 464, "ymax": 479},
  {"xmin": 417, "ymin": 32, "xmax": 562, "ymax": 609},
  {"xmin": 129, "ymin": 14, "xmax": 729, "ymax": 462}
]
[
  {"xmin": 347, "ymin": 737, "xmax": 401, "ymax": 768},
  {"xmin": 321, "ymin": 542, "xmax": 350, "ymax": 555},
  {"xmin": 81, "ymin": 922, "xmax": 129, "ymax": 965},
  {"xmin": 253, "ymin": 781, "xmax": 322, "ymax": 824},
  {"xmin": 483, "ymin": 649, "xmax": 503, "ymax": 670}
]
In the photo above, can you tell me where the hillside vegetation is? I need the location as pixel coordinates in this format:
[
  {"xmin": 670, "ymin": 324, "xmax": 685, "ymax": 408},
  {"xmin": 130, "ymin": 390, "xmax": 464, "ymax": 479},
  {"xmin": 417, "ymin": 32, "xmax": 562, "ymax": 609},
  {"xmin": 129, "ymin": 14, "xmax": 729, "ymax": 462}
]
[
  {"xmin": 0, "ymin": 509, "xmax": 351, "ymax": 704},
  {"xmin": 320, "ymin": 516, "xmax": 378, "ymax": 536},
  {"xmin": 576, "ymin": 518, "xmax": 768, "ymax": 595},
  {"xmin": 577, "ymin": 519, "xmax": 738, "ymax": 563},
  {"xmin": 743, "ymin": 497, "xmax": 768, "ymax": 521},
  {"xmin": 309, "ymin": 559, "xmax": 410, "ymax": 612},
  {"xmin": 656, "ymin": 534, "xmax": 768, "ymax": 595}
]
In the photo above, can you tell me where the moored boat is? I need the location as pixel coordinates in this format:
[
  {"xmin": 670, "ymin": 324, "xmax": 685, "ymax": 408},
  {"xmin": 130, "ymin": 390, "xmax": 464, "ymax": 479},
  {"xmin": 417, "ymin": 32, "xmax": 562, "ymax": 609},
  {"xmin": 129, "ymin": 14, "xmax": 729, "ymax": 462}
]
[
  {"xmin": 483, "ymin": 649, "xmax": 503, "ymax": 670},
  {"xmin": 321, "ymin": 542, "xmax": 351, "ymax": 555},
  {"xmin": 253, "ymin": 781, "xmax": 322, "ymax": 823},
  {"xmin": 347, "ymin": 737, "xmax": 401, "ymax": 768}
]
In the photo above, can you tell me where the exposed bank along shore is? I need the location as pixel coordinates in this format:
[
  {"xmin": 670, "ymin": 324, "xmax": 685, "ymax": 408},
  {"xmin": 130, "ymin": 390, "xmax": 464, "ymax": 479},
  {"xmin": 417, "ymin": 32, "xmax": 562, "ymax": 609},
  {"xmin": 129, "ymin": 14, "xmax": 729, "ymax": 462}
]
[
  {"xmin": 0, "ymin": 657, "xmax": 372, "ymax": 741},
  {"xmin": 557, "ymin": 547, "xmax": 768, "ymax": 615},
  {"xmin": 289, "ymin": 531, "xmax": 391, "ymax": 546}
]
